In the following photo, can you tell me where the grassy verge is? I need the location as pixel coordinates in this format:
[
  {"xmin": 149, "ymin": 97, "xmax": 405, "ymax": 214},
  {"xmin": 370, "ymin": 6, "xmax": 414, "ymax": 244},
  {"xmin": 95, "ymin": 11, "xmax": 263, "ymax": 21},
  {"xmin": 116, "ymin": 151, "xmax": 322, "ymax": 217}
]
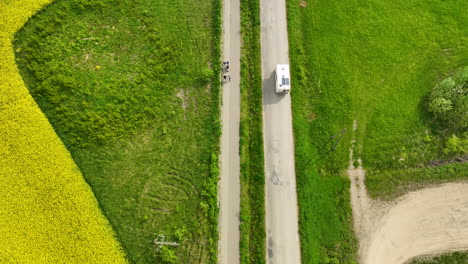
[
  {"xmin": 15, "ymin": 0, "xmax": 221, "ymax": 262},
  {"xmin": 287, "ymin": 1, "xmax": 358, "ymax": 263},
  {"xmin": 238, "ymin": 0, "xmax": 266, "ymax": 263},
  {"xmin": 408, "ymin": 251, "xmax": 468, "ymax": 264},
  {"xmin": 367, "ymin": 162, "xmax": 468, "ymax": 200}
]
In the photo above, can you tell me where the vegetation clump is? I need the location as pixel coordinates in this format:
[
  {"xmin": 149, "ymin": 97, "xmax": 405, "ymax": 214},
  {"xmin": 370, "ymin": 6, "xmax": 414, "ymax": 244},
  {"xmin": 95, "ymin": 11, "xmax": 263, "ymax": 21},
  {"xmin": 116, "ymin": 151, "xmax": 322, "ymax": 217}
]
[
  {"xmin": 443, "ymin": 133, "xmax": 467, "ymax": 155},
  {"xmin": 428, "ymin": 66, "xmax": 467, "ymax": 131}
]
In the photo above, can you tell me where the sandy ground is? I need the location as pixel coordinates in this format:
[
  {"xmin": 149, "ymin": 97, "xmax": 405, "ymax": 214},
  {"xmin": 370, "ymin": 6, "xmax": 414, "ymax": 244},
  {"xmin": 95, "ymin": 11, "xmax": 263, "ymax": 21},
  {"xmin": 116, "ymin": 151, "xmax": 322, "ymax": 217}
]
[
  {"xmin": 218, "ymin": 0, "xmax": 241, "ymax": 262},
  {"xmin": 260, "ymin": 0, "xmax": 302, "ymax": 263},
  {"xmin": 348, "ymin": 121, "xmax": 468, "ymax": 264}
]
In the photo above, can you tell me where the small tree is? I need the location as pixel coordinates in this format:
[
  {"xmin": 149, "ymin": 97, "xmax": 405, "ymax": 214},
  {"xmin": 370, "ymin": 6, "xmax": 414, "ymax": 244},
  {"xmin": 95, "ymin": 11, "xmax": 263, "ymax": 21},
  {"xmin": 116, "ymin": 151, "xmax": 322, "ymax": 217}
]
[{"xmin": 428, "ymin": 66, "xmax": 468, "ymax": 130}]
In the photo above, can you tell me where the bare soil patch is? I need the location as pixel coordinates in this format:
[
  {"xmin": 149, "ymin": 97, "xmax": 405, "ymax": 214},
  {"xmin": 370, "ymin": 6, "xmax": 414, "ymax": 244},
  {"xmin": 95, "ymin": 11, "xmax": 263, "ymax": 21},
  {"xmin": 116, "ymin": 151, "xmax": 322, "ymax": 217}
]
[{"xmin": 349, "ymin": 121, "xmax": 468, "ymax": 264}]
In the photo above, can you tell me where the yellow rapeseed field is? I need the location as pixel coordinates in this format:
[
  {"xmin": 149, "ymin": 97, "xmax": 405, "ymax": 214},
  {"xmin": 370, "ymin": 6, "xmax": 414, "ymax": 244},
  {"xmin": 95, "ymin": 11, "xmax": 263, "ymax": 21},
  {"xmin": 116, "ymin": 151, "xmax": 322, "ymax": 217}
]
[{"xmin": 0, "ymin": 0, "xmax": 127, "ymax": 262}]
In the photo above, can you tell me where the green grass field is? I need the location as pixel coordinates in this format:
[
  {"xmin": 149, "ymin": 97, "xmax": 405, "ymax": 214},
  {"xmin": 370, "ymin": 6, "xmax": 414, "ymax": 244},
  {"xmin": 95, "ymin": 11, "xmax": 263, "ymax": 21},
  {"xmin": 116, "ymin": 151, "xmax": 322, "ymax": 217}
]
[
  {"xmin": 15, "ymin": 0, "xmax": 221, "ymax": 263},
  {"xmin": 287, "ymin": 0, "xmax": 467, "ymax": 263}
]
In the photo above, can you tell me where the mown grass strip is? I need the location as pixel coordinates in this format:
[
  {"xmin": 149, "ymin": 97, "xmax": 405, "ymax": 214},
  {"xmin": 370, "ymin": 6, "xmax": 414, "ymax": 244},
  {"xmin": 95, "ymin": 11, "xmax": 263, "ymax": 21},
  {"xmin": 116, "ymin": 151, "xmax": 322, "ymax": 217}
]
[
  {"xmin": 0, "ymin": 0, "xmax": 127, "ymax": 262},
  {"xmin": 366, "ymin": 162, "xmax": 468, "ymax": 200},
  {"xmin": 15, "ymin": 0, "xmax": 222, "ymax": 262},
  {"xmin": 408, "ymin": 251, "xmax": 468, "ymax": 264},
  {"xmin": 239, "ymin": 0, "xmax": 266, "ymax": 263}
]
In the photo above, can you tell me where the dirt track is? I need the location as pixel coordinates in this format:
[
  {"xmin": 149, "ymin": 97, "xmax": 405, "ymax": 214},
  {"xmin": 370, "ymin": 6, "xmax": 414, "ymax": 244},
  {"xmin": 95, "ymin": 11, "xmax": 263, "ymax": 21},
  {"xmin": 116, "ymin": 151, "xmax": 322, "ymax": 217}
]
[
  {"xmin": 349, "ymin": 122, "xmax": 468, "ymax": 264},
  {"xmin": 364, "ymin": 182, "xmax": 468, "ymax": 264}
]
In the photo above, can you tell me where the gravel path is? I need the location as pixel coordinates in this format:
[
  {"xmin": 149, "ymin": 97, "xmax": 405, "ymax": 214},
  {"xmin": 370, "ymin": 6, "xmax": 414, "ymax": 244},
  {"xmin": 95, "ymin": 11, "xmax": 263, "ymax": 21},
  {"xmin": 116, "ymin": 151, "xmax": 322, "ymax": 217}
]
[{"xmin": 218, "ymin": 0, "xmax": 241, "ymax": 262}]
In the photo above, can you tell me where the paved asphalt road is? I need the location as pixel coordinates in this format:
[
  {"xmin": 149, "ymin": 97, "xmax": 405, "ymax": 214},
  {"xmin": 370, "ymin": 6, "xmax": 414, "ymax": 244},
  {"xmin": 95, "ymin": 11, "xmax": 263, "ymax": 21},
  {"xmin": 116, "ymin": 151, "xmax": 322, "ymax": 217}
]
[
  {"xmin": 260, "ymin": 0, "xmax": 302, "ymax": 263},
  {"xmin": 218, "ymin": 0, "xmax": 241, "ymax": 262}
]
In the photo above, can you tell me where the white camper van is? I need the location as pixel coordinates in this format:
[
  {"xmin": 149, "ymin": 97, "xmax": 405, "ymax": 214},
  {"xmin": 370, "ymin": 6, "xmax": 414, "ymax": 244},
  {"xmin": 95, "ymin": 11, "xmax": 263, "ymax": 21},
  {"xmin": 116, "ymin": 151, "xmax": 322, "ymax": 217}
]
[{"xmin": 275, "ymin": 64, "xmax": 290, "ymax": 94}]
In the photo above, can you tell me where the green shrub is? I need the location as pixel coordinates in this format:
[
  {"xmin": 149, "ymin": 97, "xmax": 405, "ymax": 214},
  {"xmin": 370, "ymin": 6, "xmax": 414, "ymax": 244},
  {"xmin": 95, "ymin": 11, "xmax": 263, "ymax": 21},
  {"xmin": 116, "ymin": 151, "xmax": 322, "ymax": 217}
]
[
  {"xmin": 428, "ymin": 66, "xmax": 468, "ymax": 131},
  {"xmin": 158, "ymin": 246, "xmax": 177, "ymax": 264},
  {"xmin": 443, "ymin": 134, "xmax": 468, "ymax": 155},
  {"xmin": 201, "ymin": 68, "xmax": 215, "ymax": 83}
]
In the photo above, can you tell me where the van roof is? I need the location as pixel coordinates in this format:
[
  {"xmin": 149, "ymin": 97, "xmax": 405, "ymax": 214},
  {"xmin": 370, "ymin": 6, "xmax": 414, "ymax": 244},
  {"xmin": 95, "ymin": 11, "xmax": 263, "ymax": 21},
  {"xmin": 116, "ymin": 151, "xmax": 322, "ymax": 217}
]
[
  {"xmin": 276, "ymin": 64, "xmax": 290, "ymax": 91},
  {"xmin": 276, "ymin": 64, "xmax": 290, "ymax": 78}
]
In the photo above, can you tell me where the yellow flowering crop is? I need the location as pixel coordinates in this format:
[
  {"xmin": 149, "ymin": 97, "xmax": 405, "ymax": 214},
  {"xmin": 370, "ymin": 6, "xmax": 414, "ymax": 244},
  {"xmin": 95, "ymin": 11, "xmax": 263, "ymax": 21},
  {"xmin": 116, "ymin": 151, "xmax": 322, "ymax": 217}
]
[{"xmin": 0, "ymin": 0, "xmax": 127, "ymax": 263}]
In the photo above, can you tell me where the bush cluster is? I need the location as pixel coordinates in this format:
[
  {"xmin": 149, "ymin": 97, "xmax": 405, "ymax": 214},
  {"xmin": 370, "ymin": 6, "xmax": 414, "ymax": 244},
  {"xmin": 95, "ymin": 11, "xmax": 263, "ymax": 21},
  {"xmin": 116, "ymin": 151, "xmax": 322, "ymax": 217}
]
[
  {"xmin": 0, "ymin": 0, "xmax": 127, "ymax": 262},
  {"xmin": 428, "ymin": 66, "xmax": 468, "ymax": 131},
  {"xmin": 443, "ymin": 133, "xmax": 468, "ymax": 155}
]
